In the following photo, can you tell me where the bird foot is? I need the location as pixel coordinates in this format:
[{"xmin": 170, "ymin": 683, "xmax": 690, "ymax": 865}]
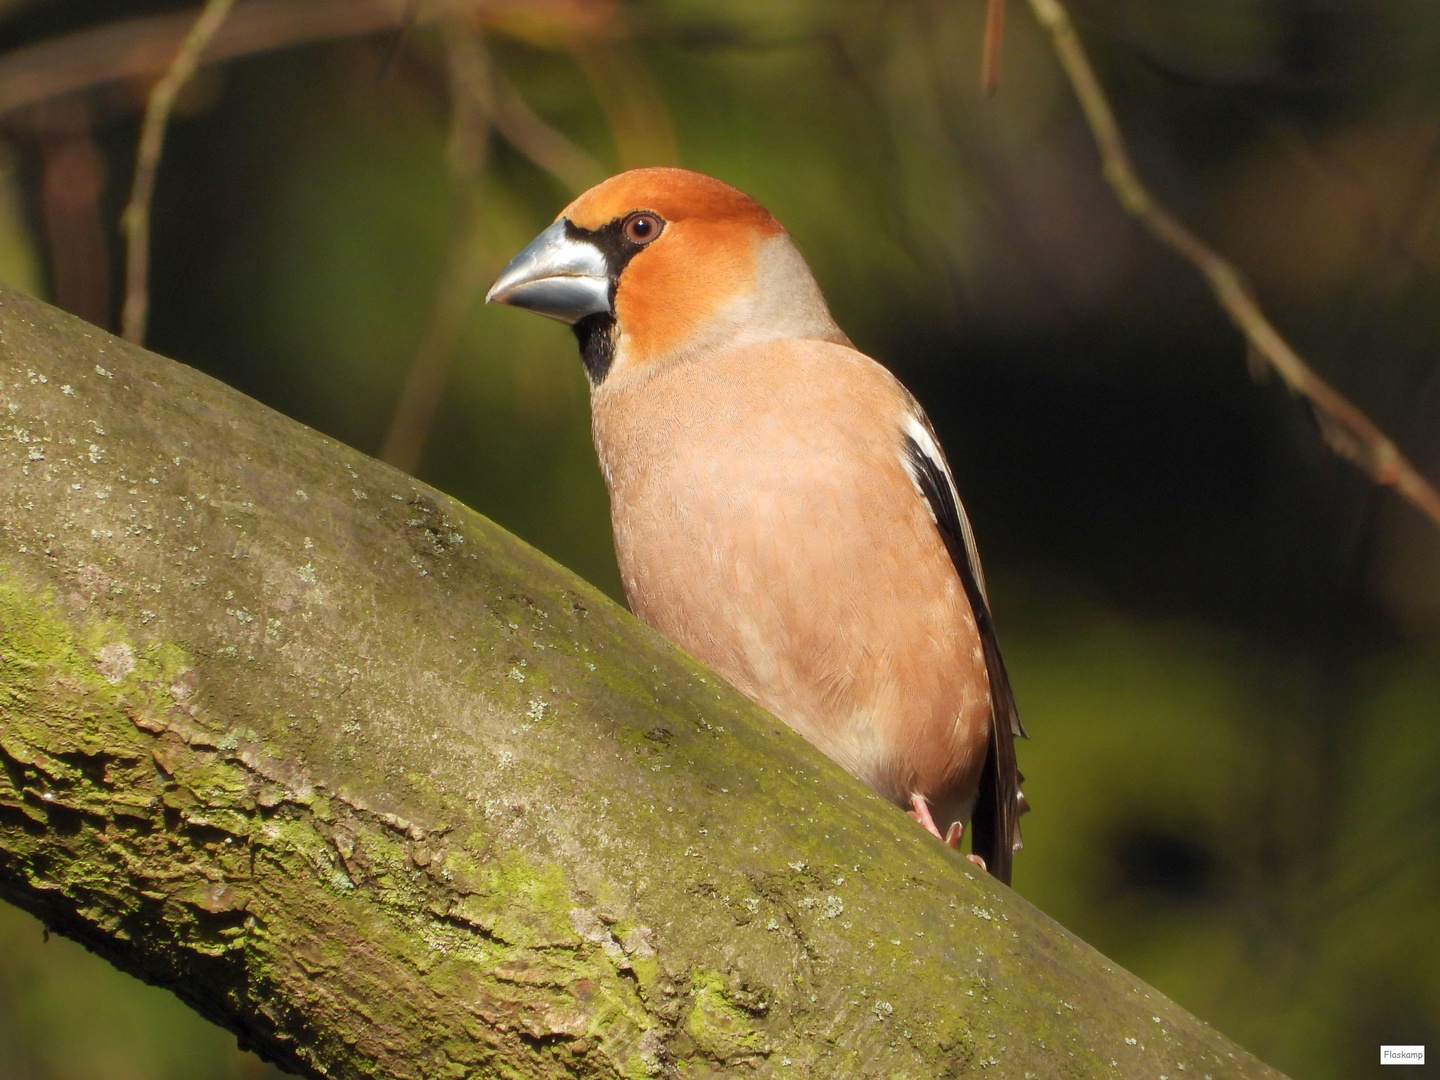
[
  {"xmin": 909, "ymin": 794, "xmax": 965, "ymax": 850},
  {"xmin": 910, "ymin": 796, "xmax": 986, "ymax": 870}
]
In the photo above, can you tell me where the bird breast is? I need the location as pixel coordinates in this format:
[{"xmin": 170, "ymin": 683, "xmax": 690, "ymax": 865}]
[{"xmin": 589, "ymin": 338, "xmax": 991, "ymax": 818}]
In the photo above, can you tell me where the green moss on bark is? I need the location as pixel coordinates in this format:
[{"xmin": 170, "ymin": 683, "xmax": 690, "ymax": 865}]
[{"xmin": 0, "ymin": 284, "xmax": 1287, "ymax": 1078}]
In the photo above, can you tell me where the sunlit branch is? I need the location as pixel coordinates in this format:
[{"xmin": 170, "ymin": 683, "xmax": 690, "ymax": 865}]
[
  {"xmin": 1024, "ymin": 0, "xmax": 1440, "ymax": 531},
  {"xmin": 120, "ymin": 0, "xmax": 236, "ymax": 344},
  {"xmin": 0, "ymin": 277, "xmax": 1288, "ymax": 1080}
]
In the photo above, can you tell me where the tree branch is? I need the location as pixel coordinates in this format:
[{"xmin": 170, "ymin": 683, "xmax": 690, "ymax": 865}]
[
  {"xmin": 1024, "ymin": 0, "xmax": 1440, "ymax": 531},
  {"xmin": 379, "ymin": 23, "xmax": 607, "ymax": 475},
  {"xmin": 379, "ymin": 22, "xmax": 498, "ymax": 474},
  {"xmin": 567, "ymin": 38, "xmax": 678, "ymax": 169},
  {"xmin": 982, "ymin": 0, "xmax": 1007, "ymax": 95},
  {"xmin": 491, "ymin": 71, "xmax": 606, "ymax": 194},
  {"xmin": 121, "ymin": 0, "xmax": 237, "ymax": 345},
  {"xmin": 0, "ymin": 0, "xmax": 623, "ymax": 120},
  {"xmin": 0, "ymin": 0, "xmax": 410, "ymax": 119},
  {"xmin": 0, "ymin": 283, "xmax": 1288, "ymax": 1077}
]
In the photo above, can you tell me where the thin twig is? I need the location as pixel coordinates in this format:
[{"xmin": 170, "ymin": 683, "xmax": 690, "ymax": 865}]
[
  {"xmin": 120, "ymin": 0, "xmax": 236, "ymax": 344},
  {"xmin": 981, "ymin": 0, "xmax": 1006, "ymax": 95},
  {"xmin": 1024, "ymin": 0, "xmax": 1440, "ymax": 530},
  {"xmin": 380, "ymin": 23, "xmax": 610, "ymax": 472},
  {"xmin": 380, "ymin": 22, "xmax": 497, "ymax": 474},
  {"xmin": 442, "ymin": 19, "xmax": 494, "ymax": 179},
  {"xmin": 492, "ymin": 72, "xmax": 606, "ymax": 193},
  {"xmin": 375, "ymin": 0, "xmax": 421, "ymax": 85},
  {"xmin": 0, "ymin": 0, "xmax": 408, "ymax": 119},
  {"xmin": 568, "ymin": 39, "xmax": 678, "ymax": 168},
  {"xmin": 0, "ymin": 0, "xmax": 617, "ymax": 120},
  {"xmin": 378, "ymin": 187, "xmax": 497, "ymax": 473}
]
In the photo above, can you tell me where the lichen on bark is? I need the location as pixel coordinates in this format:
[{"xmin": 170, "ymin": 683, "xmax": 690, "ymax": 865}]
[{"xmin": 0, "ymin": 284, "xmax": 1286, "ymax": 1078}]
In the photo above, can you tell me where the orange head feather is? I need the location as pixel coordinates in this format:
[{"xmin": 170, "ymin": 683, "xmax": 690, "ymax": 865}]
[
  {"xmin": 489, "ymin": 167, "xmax": 844, "ymax": 382},
  {"xmin": 560, "ymin": 167, "xmax": 781, "ymax": 234},
  {"xmin": 561, "ymin": 168, "xmax": 785, "ymax": 371}
]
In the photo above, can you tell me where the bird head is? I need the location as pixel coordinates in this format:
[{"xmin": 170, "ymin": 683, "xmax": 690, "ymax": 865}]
[{"xmin": 486, "ymin": 167, "xmax": 848, "ymax": 385}]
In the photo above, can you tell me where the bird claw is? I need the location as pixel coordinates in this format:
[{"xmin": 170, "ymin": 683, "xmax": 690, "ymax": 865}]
[
  {"xmin": 911, "ymin": 795, "xmax": 966, "ymax": 851},
  {"xmin": 966, "ymin": 853, "xmax": 987, "ymax": 872},
  {"xmin": 909, "ymin": 793, "xmax": 944, "ymax": 841}
]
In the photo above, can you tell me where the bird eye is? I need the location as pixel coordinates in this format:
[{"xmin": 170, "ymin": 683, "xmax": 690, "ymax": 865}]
[{"xmin": 622, "ymin": 212, "xmax": 663, "ymax": 244}]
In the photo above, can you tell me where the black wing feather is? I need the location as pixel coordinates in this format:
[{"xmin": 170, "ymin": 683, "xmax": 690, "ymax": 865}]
[{"xmin": 902, "ymin": 421, "xmax": 1026, "ymax": 885}]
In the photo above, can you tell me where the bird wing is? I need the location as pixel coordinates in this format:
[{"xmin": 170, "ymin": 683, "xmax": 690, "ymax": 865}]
[{"xmin": 899, "ymin": 409, "xmax": 1027, "ymax": 885}]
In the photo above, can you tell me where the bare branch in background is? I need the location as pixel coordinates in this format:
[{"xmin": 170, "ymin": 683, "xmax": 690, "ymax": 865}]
[
  {"xmin": 492, "ymin": 72, "xmax": 606, "ymax": 192},
  {"xmin": 0, "ymin": 0, "xmax": 412, "ymax": 118},
  {"xmin": 120, "ymin": 0, "xmax": 237, "ymax": 344},
  {"xmin": 380, "ymin": 22, "xmax": 498, "ymax": 474},
  {"xmin": 569, "ymin": 39, "xmax": 678, "ymax": 168},
  {"xmin": 0, "ymin": 0, "xmax": 621, "ymax": 119},
  {"xmin": 31, "ymin": 98, "xmax": 109, "ymax": 327},
  {"xmin": 375, "ymin": 0, "xmax": 421, "ymax": 85},
  {"xmin": 442, "ymin": 18, "xmax": 495, "ymax": 179},
  {"xmin": 982, "ymin": 0, "xmax": 1006, "ymax": 95},
  {"xmin": 0, "ymin": 0, "xmax": 619, "ymax": 469},
  {"xmin": 0, "ymin": 0, "xmax": 606, "ymax": 195},
  {"xmin": 379, "ymin": 191, "xmax": 497, "ymax": 473},
  {"xmin": 1024, "ymin": 0, "xmax": 1440, "ymax": 531},
  {"xmin": 381, "ymin": 17, "xmax": 613, "ymax": 473}
]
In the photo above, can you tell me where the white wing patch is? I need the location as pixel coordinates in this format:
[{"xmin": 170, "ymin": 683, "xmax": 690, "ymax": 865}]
[{"xmin": 900, "ymin": 412, "xmax": 990, "ymax": 608}]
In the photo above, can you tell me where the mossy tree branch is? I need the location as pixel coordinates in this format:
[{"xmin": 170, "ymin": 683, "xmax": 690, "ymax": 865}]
[{"xmin": 0, "ymin": 285, "xmax": 1285, "ymax": 1079}]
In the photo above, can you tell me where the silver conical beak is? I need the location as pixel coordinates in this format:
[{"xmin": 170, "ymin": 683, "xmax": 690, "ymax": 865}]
[{"xmin": 485, "ymin": 220, "xmax": 611, "ymax": 324}]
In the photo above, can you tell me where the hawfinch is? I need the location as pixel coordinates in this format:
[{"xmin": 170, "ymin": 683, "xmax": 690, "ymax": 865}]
[{"xmin": 486, "ymin": 168, "xmax": 1027, "ymax": 882}]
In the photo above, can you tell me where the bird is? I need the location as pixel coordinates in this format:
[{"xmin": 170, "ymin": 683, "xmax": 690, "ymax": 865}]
[{"xmin": 485, "ymin": 167, "xmax": 1027, "ymax": 882}]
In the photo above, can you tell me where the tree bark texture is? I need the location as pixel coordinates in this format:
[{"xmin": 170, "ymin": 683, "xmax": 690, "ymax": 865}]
[{"xmin": 0, "ymin": 284, "xmax": 1285, "ymax": 1079}]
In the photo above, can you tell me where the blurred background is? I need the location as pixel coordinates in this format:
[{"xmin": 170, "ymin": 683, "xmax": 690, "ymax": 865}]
[{"xmin": 1, "ymin": 1, "xmax": 1438, "ymax": 1077}]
